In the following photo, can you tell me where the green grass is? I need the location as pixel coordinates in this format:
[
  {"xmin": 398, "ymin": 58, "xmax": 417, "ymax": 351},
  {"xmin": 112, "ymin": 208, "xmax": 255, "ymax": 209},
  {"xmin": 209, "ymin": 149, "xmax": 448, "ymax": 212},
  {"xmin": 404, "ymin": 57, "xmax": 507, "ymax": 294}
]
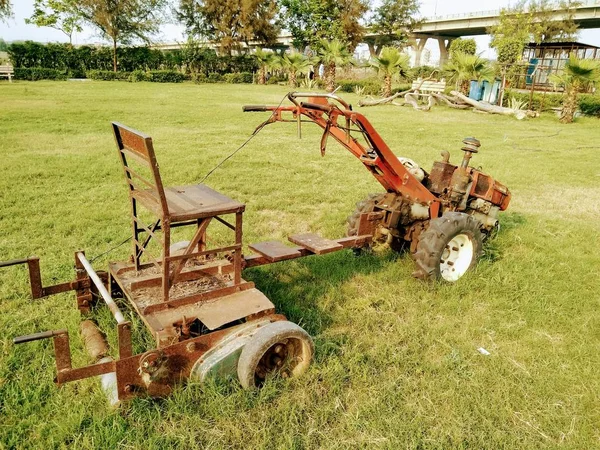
[{"xmin": 1, "ymin": 80, "xmax": 600, "ymax": 449}]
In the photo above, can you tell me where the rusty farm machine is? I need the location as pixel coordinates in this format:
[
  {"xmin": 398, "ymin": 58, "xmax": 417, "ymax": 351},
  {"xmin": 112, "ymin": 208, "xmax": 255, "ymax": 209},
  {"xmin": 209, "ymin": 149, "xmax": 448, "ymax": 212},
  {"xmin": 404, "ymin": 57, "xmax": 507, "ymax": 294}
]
[{"xmin": 4, "ymin": 92, "xmax": 510, "ymax": 404}]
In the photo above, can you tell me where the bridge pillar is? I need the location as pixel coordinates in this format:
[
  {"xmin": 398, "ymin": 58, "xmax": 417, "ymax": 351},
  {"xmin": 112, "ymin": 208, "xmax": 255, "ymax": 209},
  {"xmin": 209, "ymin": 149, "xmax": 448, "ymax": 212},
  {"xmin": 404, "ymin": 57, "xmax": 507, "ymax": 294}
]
[
  {"xmin": 437, "ymin": 37, "xmax": 454, "ymax": 66},
  {"xmin": 410, "ymin": 37, "xmax": 429, "ymax": 67}
]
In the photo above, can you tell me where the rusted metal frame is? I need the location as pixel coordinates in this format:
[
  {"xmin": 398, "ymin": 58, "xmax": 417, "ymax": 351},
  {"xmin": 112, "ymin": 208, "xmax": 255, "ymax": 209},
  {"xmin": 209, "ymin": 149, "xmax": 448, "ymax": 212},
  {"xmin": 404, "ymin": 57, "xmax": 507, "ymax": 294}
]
[
  {"xmin": 77, "ymin": 252, "xmax": 126, "ymax": 324},
  {"xmin": 234, "ymin": 212, "xmax": 243, "ymax": 285},
  {"xmin": 168, "ymin": 218, "xmax": 212, "ymax": 287},
  {"xmin": 244, "ymin": 235, "xmax": 373, "ymax": 268},
  {"xmin": 129, "ymin": 262, "xmax": 235, "ymax": 290},
  {"xmin": 132, "ymin": 216, "xmax": 164, "ymax": 245},
  {"xmin": 118, "ymin": 321, "xmax": 133, "ymax": 359},
  {"xmin": 136, "ymin": 219, "xmax": 161, "ymax": 261},
  {"xmin": 133, "ymin": 238, "xmax": 163, "ymax": 273},
  {"xmin": 0, "ymin": 257, "xmax": 30, "ymax": 268},
  {"xmin": 142, "ymin": 281, "xmax": 256, "ymax": 315},
  {"xmin": 56, "ymin": 360, "xmax": 116, "ymax": 384},
  {"xmin": 213, "ymin": 215, "xmax": 235, "ymax": 231},
  {"xmin": 161, "ymin": 219, "xmax": 171, "ymax": 302},
  {"xmin": 164, "ymin": 244, "xmax": 241, "ymax": 263}
]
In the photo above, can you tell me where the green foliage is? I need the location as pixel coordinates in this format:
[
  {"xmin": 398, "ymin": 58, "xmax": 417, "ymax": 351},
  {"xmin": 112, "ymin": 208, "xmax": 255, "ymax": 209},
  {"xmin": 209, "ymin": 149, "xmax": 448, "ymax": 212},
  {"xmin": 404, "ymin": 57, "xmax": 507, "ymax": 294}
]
[
  {"xmin": 25, "ymin": 0, "xmax": 82, "ymax": 44},
  {"xmin": 449, "ymin": 38, "xmax": 477, "ymax": 57},
  {"xmin": 207, "ymin": 72, "xmax": 224, "ymax": 83},
  {"xmin": 337, "ymin": 78, "xmax": 381, "ymax": 95},
  {"xmin": 280, "ymin": 0, "xmax": 368, "ymax": 50},
  {"xmin": 86, "ymin": 69, "xmax": 130, "ymax": 80},
  {"xmin": 367, "ymin": 0, "xmax": 420, "ymax": 54},
  {"xmin": 223, "ymin": 72, "xmax": 253, "ymax": 84},
  {"xmin": 578, "ymin": 94, "xmax": 600, "ymax": 117},
  {"xmin": 503, "ymin": 90, "xmax": 564, "ymax": 111},
  {"xmin": 369, "ymin": 46, "xmax": 409, "ymax": 97},
  {"xmin": 407, "ymin": 65, "xmax": 439, "ymax": 81},
  {"xmin": 76, "ymin": 0, "xmax": 169, "ymax": 71},
  {"xmin": 128, "ymin": 69, "xmax": 149, "ymax": 82},
  {"xmin": 318, "ymin": 39, "xmax": 353, "ymax": 92},
  {"xmin": 444, "ymin": 52, "xmax": 495, "ymax": 94},
  {"xmin": 177, "ymin": 0, "xmax": 280, "ymax": 55},
  {"xmin": 13, "ymin": 67, "xmax": 68, "ymax": 80},
  {"xmin": 147, "ymin": 70, "xmax": 185, "ymax": 83},
  {"xmin": 0, "ymin": 0, "xmax": 12, "ymax": 21}
]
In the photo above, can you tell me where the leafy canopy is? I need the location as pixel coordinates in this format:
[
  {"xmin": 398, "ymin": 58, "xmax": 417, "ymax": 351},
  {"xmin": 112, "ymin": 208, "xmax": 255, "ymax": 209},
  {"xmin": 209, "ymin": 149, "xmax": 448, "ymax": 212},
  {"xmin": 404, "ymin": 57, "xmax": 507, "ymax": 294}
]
[{"xmin": 26, "ymin": 0, "xmax": 83, "ymax": 44}]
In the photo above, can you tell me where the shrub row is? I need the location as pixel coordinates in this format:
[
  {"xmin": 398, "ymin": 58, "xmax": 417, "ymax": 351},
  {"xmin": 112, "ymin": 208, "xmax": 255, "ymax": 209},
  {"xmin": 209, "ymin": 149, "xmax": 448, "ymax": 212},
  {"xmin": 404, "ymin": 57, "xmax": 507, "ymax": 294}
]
[
  {"xmin": 192, "ymin": 72, "xmax": 253, "ymax": 84},
  {"xmin": 8, "ymin": 41, "xmax": 258, "ymax": 76},
  {"xmin": 504, "ymin": 89, "xmax": 600, "ymax": 117},
  {"xmin": 14, "ymin": 67, "xmax": 67, "ymax": 81},
  {"xmin": 578, "ymin": 94, "xmax": 600, "ymax": 117},
  {"xmin": 337, "ymin": 78, "xmax": 382, "ymax": 95},
  {"xmin": 85, "ymin": 69, "xmax": 254, "ymax": 84}
]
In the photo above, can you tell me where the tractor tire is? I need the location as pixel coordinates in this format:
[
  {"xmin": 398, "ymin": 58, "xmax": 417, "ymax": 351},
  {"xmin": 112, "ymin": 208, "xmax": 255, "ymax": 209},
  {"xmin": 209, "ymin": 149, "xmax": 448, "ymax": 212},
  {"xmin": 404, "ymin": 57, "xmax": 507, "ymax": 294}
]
[
  {"xmin": 237, "ymin": 321, "xmax": 314, "ymax": 389},
  {"xmin": 346, "ymin": 193, "xmax": 386, "ymax": 237},
  {"xmin": 413, "ymin": 212, "xmax": 483, "ymax": 282}
]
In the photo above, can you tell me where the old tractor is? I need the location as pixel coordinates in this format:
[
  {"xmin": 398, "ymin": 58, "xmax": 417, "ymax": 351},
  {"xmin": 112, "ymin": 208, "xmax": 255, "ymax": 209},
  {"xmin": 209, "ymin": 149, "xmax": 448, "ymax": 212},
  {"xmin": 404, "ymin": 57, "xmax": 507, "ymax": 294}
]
[
  {"xmin": 243, "ymin": 92, "xmax": 511, "ymax": 282},
  {"xmin": 5, "ymin": 92, "xmax": 510, "ymax": 405}
]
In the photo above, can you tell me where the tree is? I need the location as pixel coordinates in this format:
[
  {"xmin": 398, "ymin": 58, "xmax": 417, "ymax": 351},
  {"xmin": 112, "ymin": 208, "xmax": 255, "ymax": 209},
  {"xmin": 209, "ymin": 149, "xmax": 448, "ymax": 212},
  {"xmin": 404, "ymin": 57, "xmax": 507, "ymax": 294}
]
[
  {"xmin": 177, "ymin": 0, "xmax": 280, "ymax": 55},
  {"xmin": 449, "ymin": 38, "xmax": 477, "ymax": 58},
  {"xmin": 366, "ymin": 0, "xmax": 420, "ymax": 57},
  {"xmin": 253, "ymin": 49, "xmax": 275, "ymax": 85},
  {"xmin": 75, "ymin": 0, "xmax": 167, "ymax": 72},
  {"xmin": 369, "ymin": 46, "xmax": 409, "ymax": 98},
  {"xmin": 529, "ymin": 0, "xmax": 581, "ymax": 43},
  {"xmin": 280, "ymin": 52, "xmax": 311, "ymax": 88},
  {"xmin": 0, "ymin": 0, "xmax": 11, "ymax": 22},
  {"xmin": 318, "ymin": 39, "xmax": 353, "ymax": 92},
  {"xmin": 280, "ymin": 0, "xmax": 368, "ymax": 50},
  {"xmin": 550, "ymin": 55, "xmax": 600, "ymax": 123},
  {"xmin": 26, "ymin": 0, "xmax": 82, "ymax": 45},
  {"xmin": 444, "ymin": 52, "xmax": 495, "ymax": 95}
]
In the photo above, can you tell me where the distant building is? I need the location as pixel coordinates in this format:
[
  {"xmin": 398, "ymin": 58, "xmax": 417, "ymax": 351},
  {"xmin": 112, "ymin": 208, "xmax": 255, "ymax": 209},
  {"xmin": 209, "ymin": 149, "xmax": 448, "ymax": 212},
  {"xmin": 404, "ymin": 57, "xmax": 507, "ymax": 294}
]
[{"xmin": 518, "ymin": 42, "xmax": 600, "ymax": 91}]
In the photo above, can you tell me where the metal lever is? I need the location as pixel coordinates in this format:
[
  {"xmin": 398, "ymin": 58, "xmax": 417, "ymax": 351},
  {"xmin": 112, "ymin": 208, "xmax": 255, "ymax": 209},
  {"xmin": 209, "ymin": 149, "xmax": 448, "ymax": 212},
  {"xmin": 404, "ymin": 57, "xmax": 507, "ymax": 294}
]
[
  {"xmin": 14, "ymin": 329, "xmax": 67, "ymax": 345},
  {"xmin": 460, "ymin": 137, "xmax": 480, "ymax": 168}
]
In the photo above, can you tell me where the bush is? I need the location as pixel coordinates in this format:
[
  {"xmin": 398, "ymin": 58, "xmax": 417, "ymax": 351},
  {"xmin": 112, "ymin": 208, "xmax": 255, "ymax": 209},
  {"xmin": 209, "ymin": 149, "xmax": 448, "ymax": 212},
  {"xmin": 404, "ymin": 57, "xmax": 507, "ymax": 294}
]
[
  {"xmin": 337, "ymin": 78, "xmax": 381, "ymax": 96},
  {"xmin": 223, "ymin": 72, "xmax": 253, "ymax": 84},
  {"xmin": 503, "ymin": 90, "xmax": 563, "ymax": 112},
  {"xmin": 13, "ymin": 67, "xmax": 67, "ymax": 81},
  {"xmin": 391, "ymin": 84, "xmax": 412, "ymax": 94},
  {"xmin": 207, "ymin": 72, "xmax": 224, "ymax": 83},
  {"xmin": 266, "ymin": 74, "xmax": 286, "ymax": 85},
  {"xmin": 86, "ymin": 70, "xmax": 130, "ymax": 81},
  {"xmin": 128, "ymin": 70, "xmax": 149, "ymax": 82},
  {"xmin": 407, "ymin": 65, "xmax": 440, "ymax": 81},
  {"xmin": 578, "ymin": 95, "xmax": 600, "ymax": 117},
  {"xmin": 147, "ymin": 70, "xmax": 184, "ymax": 83}
]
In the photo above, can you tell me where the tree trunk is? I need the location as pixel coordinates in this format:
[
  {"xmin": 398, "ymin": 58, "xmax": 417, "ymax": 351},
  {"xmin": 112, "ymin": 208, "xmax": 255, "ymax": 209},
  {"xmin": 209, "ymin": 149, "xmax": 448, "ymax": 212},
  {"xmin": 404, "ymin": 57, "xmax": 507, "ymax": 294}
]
[
  {"xmin": 258, "ymin": 66, "xmax": 266, "ymax": 85},
  {"xmin": 383, "ymin": 75, "xmax": 392, "ymax": 98},
  {"xmin": 112, "ymin": 38, "xmax": 118, "ymax": 72},
  {"xmin": 560, "ymin": 85, "xmax": 579, "ymax": 124},
  {"xmin": 289, "ymin": 70, "xmax": 297, "ymax": 88},
  {"xmin": 326, "ymin": 63, "xmax": 336, "ymax": 92}
]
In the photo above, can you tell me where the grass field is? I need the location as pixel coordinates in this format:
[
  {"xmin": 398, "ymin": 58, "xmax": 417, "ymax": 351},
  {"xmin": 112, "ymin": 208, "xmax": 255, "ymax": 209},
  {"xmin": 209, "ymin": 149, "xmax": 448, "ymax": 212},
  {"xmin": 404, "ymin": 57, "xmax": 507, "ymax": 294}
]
[{"xmin": 1, "ymin": 80, "xmax": 599, "ymax": 449}]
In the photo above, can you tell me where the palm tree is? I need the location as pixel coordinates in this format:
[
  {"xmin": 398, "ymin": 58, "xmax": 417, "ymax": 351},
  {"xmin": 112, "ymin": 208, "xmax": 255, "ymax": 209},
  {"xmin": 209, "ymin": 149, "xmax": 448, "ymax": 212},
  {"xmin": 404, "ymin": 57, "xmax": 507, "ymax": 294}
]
[
  {"xmin": 253, "ymin": 49, "xmax": 274, "ymax": 85},
  {"xmin": 369, "ymin": 47, "xmax": 410, "ymax": 98},
  {"xmin": 280, "ymin": 52, "xmax": 311, "ymax": 88},
  {"xmin": 444, "ymin": 52, "xmax": 495, "ymax": 95},
  {"xmin": 318, "ymin": 39, "xmax": 354, "ymax": 92},
  {"xmin": 550, "ymin": 55, "xmax": 600, "ymax": 123}
]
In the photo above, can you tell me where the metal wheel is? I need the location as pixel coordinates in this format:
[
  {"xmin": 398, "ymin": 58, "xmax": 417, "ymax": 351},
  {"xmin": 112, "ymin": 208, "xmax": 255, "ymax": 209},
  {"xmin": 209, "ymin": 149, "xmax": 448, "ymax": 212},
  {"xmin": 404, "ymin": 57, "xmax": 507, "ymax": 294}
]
[
  {"xmin": 413, "ymin": 212, "xmax": 483, "ymax": 282},
  {"xmin": 237, "ymin": 321, "xmax": 313, "ymax": 389}
]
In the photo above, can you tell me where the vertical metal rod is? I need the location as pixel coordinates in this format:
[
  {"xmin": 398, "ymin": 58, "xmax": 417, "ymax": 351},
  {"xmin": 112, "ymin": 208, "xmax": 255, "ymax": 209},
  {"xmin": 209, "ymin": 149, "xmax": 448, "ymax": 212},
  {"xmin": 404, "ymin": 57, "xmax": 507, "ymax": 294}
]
[
  {"xmin": 26, "ymin": 257, "xmax": 43, "ymax": 299},
  {"xmin": 76, "ymin": 252, "xmax": 126, "ymax": 324}
]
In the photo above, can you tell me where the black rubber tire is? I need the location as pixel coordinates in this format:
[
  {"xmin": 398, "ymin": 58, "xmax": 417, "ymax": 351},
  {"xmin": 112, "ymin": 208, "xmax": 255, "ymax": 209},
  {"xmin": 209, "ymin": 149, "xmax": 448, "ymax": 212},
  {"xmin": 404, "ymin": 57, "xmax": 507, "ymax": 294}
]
[
  {"xmin": 346, "ymin": 193, "xmax": 386, "ymax": 237},
  {"xmin": 237, "ymin": 321, "xmax": 314, "ymax": 389},
  {"xmin": 413, "ymin": 211, "xmax": 483, "ymax": 282}
]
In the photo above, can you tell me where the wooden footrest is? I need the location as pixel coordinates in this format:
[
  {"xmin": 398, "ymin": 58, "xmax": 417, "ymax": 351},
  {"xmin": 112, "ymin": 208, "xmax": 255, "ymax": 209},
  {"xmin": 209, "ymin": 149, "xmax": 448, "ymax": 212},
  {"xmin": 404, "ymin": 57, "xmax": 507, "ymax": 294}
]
[
  {"xmin": 248, "ymin": 241, "xmax": 302, "ymax": 262},
  {"xmin": 288, "ymin": 233, "xmax": 343, "ymax": 255}
]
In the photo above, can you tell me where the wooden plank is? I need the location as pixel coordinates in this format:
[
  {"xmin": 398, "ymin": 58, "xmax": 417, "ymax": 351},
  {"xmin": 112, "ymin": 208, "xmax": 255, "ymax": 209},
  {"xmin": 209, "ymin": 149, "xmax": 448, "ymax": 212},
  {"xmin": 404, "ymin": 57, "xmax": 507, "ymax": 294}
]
[
  {"xmin": 248, "ymin": 241, "xmax": 302, "ymax": 262},
  {"xmin": 288, "ymin": 233, "xmax": 343, "ymax": 255}
]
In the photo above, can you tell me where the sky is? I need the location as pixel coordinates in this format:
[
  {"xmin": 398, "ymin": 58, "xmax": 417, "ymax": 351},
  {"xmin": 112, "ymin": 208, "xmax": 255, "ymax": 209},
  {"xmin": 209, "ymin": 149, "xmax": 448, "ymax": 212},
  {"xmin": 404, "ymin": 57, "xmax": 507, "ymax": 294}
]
[{"xmin": 1, "ymin": 0, "xmax": 599, "ymax": 64}]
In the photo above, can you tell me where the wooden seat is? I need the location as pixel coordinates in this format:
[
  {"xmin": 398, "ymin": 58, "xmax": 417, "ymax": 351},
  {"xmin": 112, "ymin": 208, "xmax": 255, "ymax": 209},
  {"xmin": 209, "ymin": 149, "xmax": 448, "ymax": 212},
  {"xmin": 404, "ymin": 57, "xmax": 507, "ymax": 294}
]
[
  {"xmin": 134, "ymin": 185, "xmax": 244, "ymax": 221},
  {"xmin": 249, "ymin": 241, "xmax": 302, "ymax": 262},
  {"xmin": 288, "ymin": 233, "xmax": 343, "ymax": 254},
  {"xmin": 112, "ymin": 122, "xmax": 245, "ymax": 303}
]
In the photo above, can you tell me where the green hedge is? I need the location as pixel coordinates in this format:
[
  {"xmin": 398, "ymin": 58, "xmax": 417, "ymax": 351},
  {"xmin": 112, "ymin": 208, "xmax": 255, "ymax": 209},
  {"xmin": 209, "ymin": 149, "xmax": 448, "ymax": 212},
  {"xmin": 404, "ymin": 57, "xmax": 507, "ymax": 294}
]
[
  {"xmin": 503, "ymin": 90, "xmax": 563, "ymax": 112},
  {"xmin": 337, "ymin": 78, "xmax": 381, "ymax": 95},
  {"xmin": 147, "ymin": 70, "xmax": 185, "ymax": 83},
  {"xmin": 86, "ymin": 70, "xmax": 130, "ymax": 81},
  {"xmin": 14, "ymin": 67, "xmax": 67, "ymax": 81},
  {"xmin": 223, "ymin": 72, "xmax": 253, "ymax": 84},
  {"xmin": 578, "ymin": 95, "xmax": 600, "ymax": 117}
]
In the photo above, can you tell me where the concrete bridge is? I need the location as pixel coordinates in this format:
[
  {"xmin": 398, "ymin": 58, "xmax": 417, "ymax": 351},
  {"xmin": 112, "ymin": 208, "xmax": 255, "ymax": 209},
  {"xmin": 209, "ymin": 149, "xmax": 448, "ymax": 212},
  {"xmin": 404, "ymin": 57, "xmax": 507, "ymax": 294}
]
[{"xmin": 409, "ymin": 0, "xmax": 600, "ymax": 65}]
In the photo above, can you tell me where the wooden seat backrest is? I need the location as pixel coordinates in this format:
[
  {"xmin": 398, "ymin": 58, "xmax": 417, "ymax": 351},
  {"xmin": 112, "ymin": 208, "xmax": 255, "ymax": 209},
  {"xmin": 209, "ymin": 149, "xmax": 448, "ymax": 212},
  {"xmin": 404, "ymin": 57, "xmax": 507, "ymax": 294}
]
[{"xmin": 112, "ymin": 122, "xmax": 169, "ymax": 217}]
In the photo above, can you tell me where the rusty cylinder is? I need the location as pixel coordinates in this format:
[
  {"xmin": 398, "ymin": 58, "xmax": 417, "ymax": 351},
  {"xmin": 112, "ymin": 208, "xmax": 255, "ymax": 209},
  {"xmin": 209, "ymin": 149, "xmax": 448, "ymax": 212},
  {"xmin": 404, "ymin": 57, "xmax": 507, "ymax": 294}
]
[{"xmin": 80, "ymin": 320, "xmax": 109, "ymax": 361}]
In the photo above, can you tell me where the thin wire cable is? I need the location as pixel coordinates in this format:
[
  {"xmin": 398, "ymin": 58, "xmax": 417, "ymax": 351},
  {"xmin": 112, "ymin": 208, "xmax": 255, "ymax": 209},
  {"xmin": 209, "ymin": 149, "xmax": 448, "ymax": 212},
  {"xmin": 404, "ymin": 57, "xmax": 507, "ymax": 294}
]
[{"xmin": 198, "ymin": 93, "xmax": 288, "ymax": 183}]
